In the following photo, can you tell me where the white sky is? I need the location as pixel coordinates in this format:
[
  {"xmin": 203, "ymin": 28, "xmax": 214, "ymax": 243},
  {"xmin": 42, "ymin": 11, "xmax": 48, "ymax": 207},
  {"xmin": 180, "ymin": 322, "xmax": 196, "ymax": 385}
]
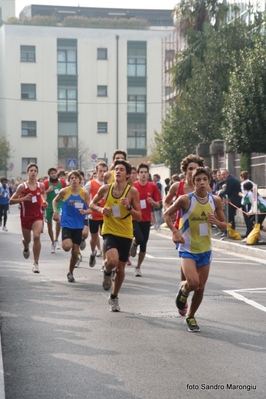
[{"xmin": 16, "ymin": 1, "xmax": 178, "ymax": 17}]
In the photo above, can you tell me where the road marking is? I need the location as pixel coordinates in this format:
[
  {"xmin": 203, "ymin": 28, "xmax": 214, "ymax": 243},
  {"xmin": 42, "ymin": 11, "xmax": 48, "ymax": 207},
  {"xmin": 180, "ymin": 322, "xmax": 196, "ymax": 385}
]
[{"xmin": 223, "ymin": 288, "xmax": 266, "ymax": 312}]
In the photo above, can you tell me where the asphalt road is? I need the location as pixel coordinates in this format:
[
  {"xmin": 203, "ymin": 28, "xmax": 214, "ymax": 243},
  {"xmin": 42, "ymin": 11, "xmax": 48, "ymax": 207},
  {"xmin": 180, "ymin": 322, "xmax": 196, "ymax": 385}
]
[{"xmin": 0, "ymin": 208, "xmax": 266, "ymax": 399}]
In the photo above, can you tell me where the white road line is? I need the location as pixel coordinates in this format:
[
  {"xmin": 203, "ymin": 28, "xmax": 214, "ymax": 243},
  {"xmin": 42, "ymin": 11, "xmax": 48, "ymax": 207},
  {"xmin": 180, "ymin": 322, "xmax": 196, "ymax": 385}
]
[{"xmin": 223, "ymin": 289, "xmax": 266, "ymax": 312}]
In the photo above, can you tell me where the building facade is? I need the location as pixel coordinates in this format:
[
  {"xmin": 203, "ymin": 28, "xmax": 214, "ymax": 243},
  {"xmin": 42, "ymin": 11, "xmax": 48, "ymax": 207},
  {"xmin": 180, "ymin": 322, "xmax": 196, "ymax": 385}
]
[{"xmin": 0, "ymin": 5, "xmax": 174, "ymax": 179}]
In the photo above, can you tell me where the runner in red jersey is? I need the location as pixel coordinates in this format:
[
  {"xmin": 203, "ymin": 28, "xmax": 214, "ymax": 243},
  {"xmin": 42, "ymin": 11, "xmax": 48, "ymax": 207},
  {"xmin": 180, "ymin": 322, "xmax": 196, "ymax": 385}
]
[
  {"xmin": 130, "ymin": 162, "xmax": 161, "ymax": 277},
  {"xmin": 9, "ymin": 163, "xmax": 47, "ymax": 273}
]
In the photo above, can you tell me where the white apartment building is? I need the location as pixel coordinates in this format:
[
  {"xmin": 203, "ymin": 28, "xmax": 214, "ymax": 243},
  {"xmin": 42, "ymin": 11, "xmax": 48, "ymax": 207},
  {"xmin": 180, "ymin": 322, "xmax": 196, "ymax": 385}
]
[{"xmin": 0, "ymin": 4, "xmax": 174, "ymax": 179}]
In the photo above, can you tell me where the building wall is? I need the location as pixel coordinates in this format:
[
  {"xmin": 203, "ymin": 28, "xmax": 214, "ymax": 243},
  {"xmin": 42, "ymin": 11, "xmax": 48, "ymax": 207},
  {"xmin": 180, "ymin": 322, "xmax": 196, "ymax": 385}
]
[{"xmin": 0, "ymin": 24, "xmax": 173, "ymax": 179}]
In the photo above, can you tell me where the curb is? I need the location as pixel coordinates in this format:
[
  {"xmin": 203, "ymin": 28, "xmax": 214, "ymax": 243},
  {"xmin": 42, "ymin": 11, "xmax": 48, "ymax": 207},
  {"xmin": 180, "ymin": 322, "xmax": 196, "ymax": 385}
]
[{"xmin": 154, "ymin": 227, "xmax": 266, "ymax": 262}]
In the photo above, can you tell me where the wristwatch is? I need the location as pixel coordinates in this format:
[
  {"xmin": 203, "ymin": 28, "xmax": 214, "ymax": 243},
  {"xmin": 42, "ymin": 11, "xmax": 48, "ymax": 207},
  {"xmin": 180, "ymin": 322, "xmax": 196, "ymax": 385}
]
[{"xmin": 127, "ymin": 205, "xmax": 133, "ymax": 211}]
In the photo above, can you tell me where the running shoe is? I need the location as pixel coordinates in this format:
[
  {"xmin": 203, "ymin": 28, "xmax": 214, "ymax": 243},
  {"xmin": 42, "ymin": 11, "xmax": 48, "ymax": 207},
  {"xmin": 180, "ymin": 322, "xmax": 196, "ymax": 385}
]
[
  {"xmin": 178, "ymin": 301, "xmax": 188, "ymax": 316},
  {"xmin": 78, "ymin": 253, "xmax": 82, "ymax": 262},
  {"xmin": 127, "ymin": 258, "xmax": 132, "ymax": 266},
  {"xmin": 51, "ymin": 243, "xmax": 55, "ymax": 254},
  {"xmin": 134, "ymin": 267, "xmax": 142, "ymax": 277},
  {"xmin": 67, "ymin": 272, "xmax": 75, "ymax": 283},
  {"xmin": 80, "ymin": 239, "xmax": 86, "ymax": 251},
  {"xmin": 102, "ymin": 269, "xmax": 112, "ymax": 291},
  {"xmin": 54, "ymin": 241, "xmax": 61, "ymax": 250},
  {"xmin": 2, "ymin": 226, "xmax": 8, "ymax": 231},
  {"xmin": 108, "ymin": 295, "xmax": 120, "ymax": 312},
  {"xmin": 32, "ymin": 263, "xmax": 40, "ymax": 273},
  {"xmin": 130, "ymin": 241, "xmax": 138, "ymax": 257},
  {"xmin": 186, "ymin": 317, "xmax": 200, "ymax": 332},
  {"xmin": 89, "ymin": 252, "xmax": 96, "ymax": 267},
  {"xmin": 96, "ymin": 249, "xmax": 102, "ymax": 257},
  {"xmin": 74, "ymin": 258, "xmax": 80, "ymax": 268},
  {"xmin": 175, "ymin": 286, "xmax": 189, "ymax": 310},
  {"xmin": 23, "ymin": 248, "xmax": 30, "ymax": 259}
]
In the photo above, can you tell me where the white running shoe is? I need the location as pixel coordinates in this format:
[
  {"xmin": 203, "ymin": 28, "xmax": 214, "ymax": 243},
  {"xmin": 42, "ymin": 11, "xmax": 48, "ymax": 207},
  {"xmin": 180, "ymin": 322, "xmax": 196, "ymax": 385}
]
[
  {"xmin": 54, "ymin": 241, "xmax": 61, "ymax": 250},
  {"xmin": 32, "ymin": 263, "xmax": 40, "ymax": 273},
  {"xmin": 51, "ymin": 243, "xmax": 55, "ymax": 253},
  {"xmin": 2, "ymin": 226, "xmax": 8, "ymax": 231},
  {"xmin": 134, "ymin": 267, "xmax": 142, "ymax": 277},
  {"xmin": 96, "ymin": 249, "xmax": 102, "ymax": 257},
  {"xmin": 108, "ymin": 295, "xmax": 120, "ymax": 312}
]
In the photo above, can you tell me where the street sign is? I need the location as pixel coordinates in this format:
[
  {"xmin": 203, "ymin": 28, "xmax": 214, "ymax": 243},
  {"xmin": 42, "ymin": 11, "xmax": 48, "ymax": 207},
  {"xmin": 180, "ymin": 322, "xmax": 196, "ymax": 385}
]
[
  {"xmin": 9, "ymin": 162, "xmax": 14, "ymax": 171},
  {"xmin": 67, "ymin": 158, "xmax": 77, "ymax": 169}
]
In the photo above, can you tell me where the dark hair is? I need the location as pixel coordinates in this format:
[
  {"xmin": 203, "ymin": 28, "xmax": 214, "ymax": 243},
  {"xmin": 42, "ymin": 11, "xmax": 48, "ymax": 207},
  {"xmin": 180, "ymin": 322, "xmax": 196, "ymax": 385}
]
[
  {"xmin": 47, "ymin": 167, "xmax": 57, "ymax": 175},
  {"xmin": 67, "ymin": 170, "xmax": 82, "ymax": 182},
  {"xmin": 192, "ymin": 167, "xmax": 210, "ymax": 182},
  {"xmin": 165, "ymin": 178, "xmax": 170, "ymax": 185},
  {"xmin": 243, "ymin": 181, "xmax": 253, "ymax": 191},
  {"xmin": 112, "ymin": 149, "xmax": 127, "ymax": 161},
  {"xmin": 137, "ymin": 162, "xmax": 149, "ymax": 173},
  {"xmin": 27, "ymin": 163, "xmax": 38, "ymax": 172},
  {"xmin": 180, "ymin": 154, "xmax": 205, "ymax": 173},
  {"xmin": 114, "ymin": 159, "xmax": 132, "ymax": 175},
  {"xmin": 153, "ymin": 174, "xmax": 160, "ymax": 179},
  {"xmin": 0, "ymin": 176, "xmax": 7, "ymax": 183}
]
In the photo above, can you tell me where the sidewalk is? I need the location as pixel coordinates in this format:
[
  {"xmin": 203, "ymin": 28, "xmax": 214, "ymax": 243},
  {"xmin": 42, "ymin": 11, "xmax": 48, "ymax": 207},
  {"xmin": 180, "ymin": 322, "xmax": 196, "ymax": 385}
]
[{"xmin": 156, "ymin": 223, "xmax": 266, "ymax": 262}]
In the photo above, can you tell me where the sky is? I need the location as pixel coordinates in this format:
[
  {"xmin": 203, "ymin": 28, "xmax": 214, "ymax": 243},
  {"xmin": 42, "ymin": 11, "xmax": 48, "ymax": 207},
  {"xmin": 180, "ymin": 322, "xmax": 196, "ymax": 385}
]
[{"xmin": 16, "ymin": 0, "xmax": 178, "ymax": 17}]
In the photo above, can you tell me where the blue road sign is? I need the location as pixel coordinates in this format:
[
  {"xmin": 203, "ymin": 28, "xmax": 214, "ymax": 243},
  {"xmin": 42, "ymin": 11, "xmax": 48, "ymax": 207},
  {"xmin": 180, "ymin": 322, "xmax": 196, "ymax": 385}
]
[{"xmin": 67, "ymin": 158, "xmax": 77, "ymax": 169}]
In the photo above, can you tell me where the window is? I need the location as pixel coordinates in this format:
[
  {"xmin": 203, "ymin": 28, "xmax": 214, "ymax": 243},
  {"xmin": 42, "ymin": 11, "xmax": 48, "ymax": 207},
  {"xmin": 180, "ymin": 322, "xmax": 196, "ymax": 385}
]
[
  {"xmin": 127, "ymin": 122, "xmax": 146, "ymax": 149},
  {"xmin": 127, "ymin": 95, "xmax": 146, "ymax": 113},
  {"xmin": 97, "ymin": 48, "xmax": 107, "ymax": 60},
  {"xmin": 58, "ymin": 88, "xmax": 77, "ymax": 112},
  {"xmin": 57, "ymin": 49, "xmax": 77, "ymax": 75},
  {"xmin": 21, "ymin": 46, "xmax": 36, "ymax": 62},
  {"xmin": 127, "ymin": 58, "xmax": 146, "ymax": 77},
  {"xmin": 97, "ymin": 122, "xmax": 108, "ymax": 133},
  {"xmin": 58, "ymin": 136, "xmax": 77, "ymax": 149},
  {"xmin": 22, "ymin": 158, "xmax": 37, "ymax": 173},
  {"xmin": 21, "ymin": 84, "xmax": 36, "ymax": 100},
  {"xmin": 21, "ymin": 121, "xmax": 37, "ymax": 137},
  {"xmin": 97, "ymin": 86, "xmax": 107, "ymax": 97}
]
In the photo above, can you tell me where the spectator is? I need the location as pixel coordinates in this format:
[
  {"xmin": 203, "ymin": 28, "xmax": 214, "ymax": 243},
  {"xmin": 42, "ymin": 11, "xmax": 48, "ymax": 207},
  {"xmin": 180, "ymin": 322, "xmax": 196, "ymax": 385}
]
[
  {"xmin": 164, "ymin": 178, "xmax": 171, "ymax": 195},
  {"xmin": 219, "ymin": 169, "xmax": 241, "ymax": 231}
]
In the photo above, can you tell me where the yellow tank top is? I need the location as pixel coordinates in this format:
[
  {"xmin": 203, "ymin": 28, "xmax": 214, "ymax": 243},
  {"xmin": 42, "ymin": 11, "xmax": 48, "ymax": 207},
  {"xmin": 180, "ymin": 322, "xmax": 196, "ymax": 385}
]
[
  {"xmin": 102, "ymin": 183, "xmax": 133, "ymax": 239},
  {"xmin": 179, "ymin": 193, "xmax": 216, "ymax": 254}
]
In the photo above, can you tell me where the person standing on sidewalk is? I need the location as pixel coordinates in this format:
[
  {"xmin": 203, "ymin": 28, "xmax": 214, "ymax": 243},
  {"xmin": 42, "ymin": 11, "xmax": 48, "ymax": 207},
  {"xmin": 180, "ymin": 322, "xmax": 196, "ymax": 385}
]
[
  {"xmin": 164, "ymin": 167, "xmax": 226, "ymax": 332},
  {"xmin": 53, "ymin": 170, "xmax": 90, "ymax": 283},
  {"xmin": 90, "ymin": 159, "xmax": 141, "ymax": 312},
  {"xmin": 130, "ymin": 162, "xmax": 161, "ymax": 277},
  {"xmin": 9, "ymin": 163, "xmax": 47, "ymax": 273},
  {"xmin": 43, "ymin": 167, "xmax": 66, "ymax": 253},
  {"xmin": 0, "ymin": 177, "xmax": 11, "ymax": 231}
]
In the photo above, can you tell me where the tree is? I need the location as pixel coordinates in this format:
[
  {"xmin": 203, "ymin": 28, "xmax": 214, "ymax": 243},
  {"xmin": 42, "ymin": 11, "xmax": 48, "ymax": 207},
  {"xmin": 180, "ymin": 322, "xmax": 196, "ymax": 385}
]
[
  {"xmin": 0, "ymin": 134, "xmax": 11, "ymax": 172},
  {"xmin": 149, "ymin": 103, "xmax": 198, "ymax": 172},
  {"xmin": 222, "ymin": 38, "xmax": 266, "ymax": 154}
]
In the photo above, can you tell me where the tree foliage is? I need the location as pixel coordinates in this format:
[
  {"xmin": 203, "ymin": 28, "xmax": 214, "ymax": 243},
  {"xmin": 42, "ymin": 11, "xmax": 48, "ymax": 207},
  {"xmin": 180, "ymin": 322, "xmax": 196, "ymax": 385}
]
[
  {"xmin": 222, "ymin": 38, "xmax": 266, "ymax": 154},
  {"xmin": 0, "ymin": 135, "xmax": 11, "ymax": 171}
]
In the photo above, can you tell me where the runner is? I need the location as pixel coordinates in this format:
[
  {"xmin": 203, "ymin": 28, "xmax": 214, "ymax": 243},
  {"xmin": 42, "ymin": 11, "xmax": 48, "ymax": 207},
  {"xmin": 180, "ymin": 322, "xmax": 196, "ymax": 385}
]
[
  {"xmin": 9, "ymin": 163, "xmax": 47, "ymax": 273},
  {"xmin": 43, "ymin": 167, "xmax": 66, "ymax": 253},
  {"xmin": 90, "ymin": 159, "xmax": 141, "ymax": 311},
  {"xmin": 164, "ymin": 167, "xmax": 226, "ymax": 332},
  {"xmin": 52, "ymin": 170, "xmax": 90, "ymax": 283}
]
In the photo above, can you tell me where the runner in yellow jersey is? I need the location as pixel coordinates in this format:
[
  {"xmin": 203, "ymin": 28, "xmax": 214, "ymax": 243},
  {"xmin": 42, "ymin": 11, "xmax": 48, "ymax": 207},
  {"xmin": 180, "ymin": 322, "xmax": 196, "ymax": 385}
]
[
  {"xmin": 164, "ymin": 167, "xmax": 226, "ymax": 332},
  {"xmin": 90, "ymin": 159, "xmax": 141, "ymax": 312}
]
